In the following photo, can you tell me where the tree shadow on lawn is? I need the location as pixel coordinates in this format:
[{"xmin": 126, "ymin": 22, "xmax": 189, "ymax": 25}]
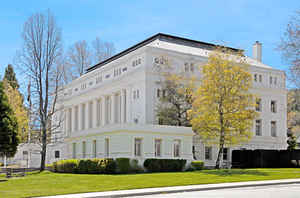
[{"xmin": 203, "ymin": 169, "xmax": 269, "ymax": 176}]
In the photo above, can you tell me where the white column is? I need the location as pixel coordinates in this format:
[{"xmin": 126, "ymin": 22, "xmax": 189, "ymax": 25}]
[
  {"xmin": 85, "ymin": 102, "xmax": 89, "ymax": 130},
  {"xmin": 120, "ymin": 90, "xmax": 124, "ymax": 124},
  {"xmin": 111, "ymin": 94, "xmax": 115, "ymax": 125},
  {"xmin": 78, "ymin": 104, "xmax": 82, "ymax": 131},
  {"xmin": 93, "ymin": 99, "xmax": 98, "ymax": 128},
  {"xmin": 101, "ymin": 96, "xmax": 106, "ymax": 126},
  {"xmin": 72, "ymin": 106, "xmax": 76, "ymax": 132},
  {"xmin": 64, "ymin": 109, "xmax": 68, "ymax": 136},
  {"xmin": 127, "ymin": 88, "xmax": 132, "ymax": 123}
]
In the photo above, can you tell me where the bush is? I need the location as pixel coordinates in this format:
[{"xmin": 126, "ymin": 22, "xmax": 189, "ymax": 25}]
[
  {"xmin": 116, "ymin": 158, "xmax": 131, "ymax": 174},
  {"xmin": 0, "ymin": 162, "xmax": 3, "ymax": 167},
  {"xmin": 143, "ymin": 159, "xmax": 186, "ymax": 172},
  {"xmin": 191, "ymin": 161, "xmax": 204, "ymax": 170},
  {"xmin": 53, "ymin": 158, "xmax": 116, "ymax": 174}
]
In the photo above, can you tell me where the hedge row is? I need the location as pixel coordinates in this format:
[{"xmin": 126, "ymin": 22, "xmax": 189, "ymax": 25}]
[
  {"xmin": 143, "ymin": 159, "xmax": 186, "ymax": 172},
  {"xmin": 52, "ymin": 158, "xmax": 201, "ymax": 174},
  {"xmin": 53, "ymin": 158, "xmax": 117, "ymax": 174}
]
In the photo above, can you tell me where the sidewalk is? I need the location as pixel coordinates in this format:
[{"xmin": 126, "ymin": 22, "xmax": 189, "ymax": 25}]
[{"xmin": 39, "ymin": 178, "xmax": 300, "ymax": 198}]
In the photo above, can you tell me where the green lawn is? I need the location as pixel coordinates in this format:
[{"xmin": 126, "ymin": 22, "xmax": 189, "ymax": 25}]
[{"xmin": 1, "ymin": 169, "xmax": 300, "ymax": 198}]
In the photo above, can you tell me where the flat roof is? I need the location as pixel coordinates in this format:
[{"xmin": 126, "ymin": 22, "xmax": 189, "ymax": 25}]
[{"xmin": 86, "ymin": 33, "xmax": 242, "ymax": 73}]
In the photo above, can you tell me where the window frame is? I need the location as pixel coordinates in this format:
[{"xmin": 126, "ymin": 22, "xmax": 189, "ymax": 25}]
[{"xmin": 205, "ymin": 146, "xmax": 212, "ymax": 160}]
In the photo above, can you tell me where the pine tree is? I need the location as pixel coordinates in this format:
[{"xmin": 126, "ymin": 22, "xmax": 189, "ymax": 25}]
[
  {"xmin": 3, "ymin": 64, "xmax": 19, "ymax": 89},
  {"xmin": 0, "ymin": 81, "xmax": 19, "ymax": 162}
]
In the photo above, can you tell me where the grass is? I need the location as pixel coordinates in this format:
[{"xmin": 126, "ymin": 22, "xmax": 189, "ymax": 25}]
[{"xmin": 1, "ymin": 168, "xmax": 300, "ymax": 198}]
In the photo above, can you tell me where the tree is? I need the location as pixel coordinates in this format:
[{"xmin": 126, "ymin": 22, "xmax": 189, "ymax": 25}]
[
  {"xmin": 64, "ymin": 40, "xmax": 92, "ymax": 82},
  {"xmin": 3, "ymin": 64, "xmax": 19, "ymax": 89},
  {"xmin": 92, "ymin": 37, "xmax": 115, "ymax": 63},
  {"xmin": 156, "ymin": 61, "xmax": 195, "ymax": 127},
  {"xmin": 3, "ymin": 80, "xmax": 29, "ymax": 142},
  {"xmin": 189, "ymin": 49, "xmax": 258, "ymax": 169},
  {"xmin": 279, "ymin": 10, "xmax": 300, "ymax": 88},
  {"xmin": 0, "ymin": 81, "xmax": 19, "ymax": 167},
  {"xmin": 16, "ymin": 10, "xmax": 63, "ymax": 171}
]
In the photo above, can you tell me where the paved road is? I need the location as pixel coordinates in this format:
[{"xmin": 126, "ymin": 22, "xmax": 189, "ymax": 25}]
[{"xmin": 132, "ymin": 184, "xmax": 300, "ymax": 198}]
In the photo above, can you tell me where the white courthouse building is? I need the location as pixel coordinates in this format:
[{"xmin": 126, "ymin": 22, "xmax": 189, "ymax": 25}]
[{"xmin": 48, "ymin": 33, "xmax": 287, "ymax": 167}]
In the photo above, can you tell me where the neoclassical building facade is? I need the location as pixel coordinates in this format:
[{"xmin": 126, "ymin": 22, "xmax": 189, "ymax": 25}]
[{"xmin": 48, "ymin": 33, "xmax": 287, "ymax": 166}]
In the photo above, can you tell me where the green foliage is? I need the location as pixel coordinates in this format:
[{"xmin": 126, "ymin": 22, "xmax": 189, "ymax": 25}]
[
  {"xmin": 3, "ymin": 64, "xmax": 19, "ymax": 89},
  {"xmin": 191, "ymin": 161, "xmax": 204, "ymax": 170},
  {"xmin": 0, "ymin": 162, "xmax": 3, "ymax": 167},
  {"xmin": 53, "ymin": 158, "xmax": 116, "ymax": 174},
  {"xmin": 143, "ymin": 159, "xmax": 186, "ymax": 172},
  {"xmin": 0, "ymin": 82, "xmax": 19, "ymax": 158},
  {"xmin": 287, "ymin": 133, "xmax": 297, "ymax": 150},
  {"xmin": 116, "ymin": 158, "xmax": 131, "ymax": 174}
]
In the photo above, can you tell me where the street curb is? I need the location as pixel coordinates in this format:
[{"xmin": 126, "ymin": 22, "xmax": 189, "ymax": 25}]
[{"xmin": 39, "ymin": 179, "xmax": 300, "ymax": 198}]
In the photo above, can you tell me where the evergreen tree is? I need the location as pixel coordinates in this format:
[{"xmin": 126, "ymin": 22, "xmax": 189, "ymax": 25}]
[
  {"xmin": 0, "ymin": 81, "xmax": 19, "ymax": 159},
  {"xmin": 3, "ymin": 64, "xmax": 19, "ymax": 89}
]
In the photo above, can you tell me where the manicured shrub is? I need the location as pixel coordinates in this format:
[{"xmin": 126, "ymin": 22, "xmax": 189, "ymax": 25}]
[
  {"xmin": 143, "ymin": 159, "xmax": 186, "ymax": 172},
  {"xmin": 191, "ymin": 161, "xmax": 204, "ymax": 170},
  {"xmin": 116, "ymin": 158, "xmax": 131, "ymax": 174},
  {"xmin": 52, "ymin": 158, "xmax": 116, "ymax": 174},
  {"xmin": 0, "ymin": 162, "xmax": 3, "ymax": 167}
]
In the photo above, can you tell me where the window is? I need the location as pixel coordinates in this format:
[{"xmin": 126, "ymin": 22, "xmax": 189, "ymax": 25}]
[
  {"xmin": 81, "ymin": 104, "xmax": 86, "ymax": 130},
  {"xmin": 82, "ymin": 141, "xmax": 86, "ymax": 158},
  {"xmin": 254, "ymin": 74, "xmax": 257, "ymax": 82},
  {"xmin": 274, "ymin": 77, "xmax": 277, "ymax": 85},
  {"xmin": 23, "ymin": 151, "xmax": 28, "ymax": 160},
  {"xmin": 93, "ymin": 140, "xmax": 97, "ymax": 158},
  {"xmin": 74, "ymin": 106, "xmax": 79, "ymax": 131},
  {"xmin": 134, "ymin": 138, "xmax": 142, "ymax": 157},
  {"xmin": 255, "ymin": 119, "xmax": 262, "ymax": 136},
  {"xmin": 157, "ymin": 89, "xmax": 161, "ymax": 98},
  {"xmin": 96, "ymin": 76, "xmax": 102, "ymax": 84},
  {"xmin": 105, "ymin": 138, "xmax": 109, "ymax": 157},
  {"xmin": 173, "ymin": 140, "xmax": 181, "ymax": 157},
  {"xmin": 184, "ymin": 63, "xmax": 189, "ymax": 72},
  {"xmin": 205, "ymin": 146, "xmax": 212, "ymax": 160},
  {"xmin": 155, "ymin": 139, "xmax": 162, "ymax": 157},
  {"xmin": 96, "ymin": 99, "xmax": 102, "ymax": 127},
  {"xmin": 271, "ymin": 121, "xmax": 277, "ymax": 137},
  {"xmin": 72, "ymin": 143, "xmax": 76, "ymax": 158},
  {"xmin": 271, "ymin": 101, "xmax": 277, "ymax": 113},
  {"xmin": 162, "ymin": 89, "xmax": 167, "ymax": 98},
  {"xmin": 55, "ymin": 150, "xmax": 60, "ymax": 159},
  {"xmin": 259, "ymin": 74, "xmax": 262, "ymax": 82},
  {"xmin": 223, "ymin": 148, "xmax": 228, "ymax": 161},
  {"xmin": 270, "ymin": 76, "xmax": 273, "ymax": 84},
  {"xmin": 256, "ymin": 98, "xmax": 262, "ymax": 112},
  {"xmin": 190, "ymin": 63, "xmax": 194, "ymax": 72},
  {"xmin": 88, "ymin": 101, "xmax": 93, "ymax": 128},
  {"xmin": 154, "ymin": 57, "xmax": 159, "ymax": 64},
  {"xmin": 81, "ymin": 83, "xmax": 86, "ymax": 90}
]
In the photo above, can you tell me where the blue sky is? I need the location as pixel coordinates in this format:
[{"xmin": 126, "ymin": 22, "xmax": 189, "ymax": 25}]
[{"xmin": 0, "ymin": 0, "xmax": 299, "ymax": 85}]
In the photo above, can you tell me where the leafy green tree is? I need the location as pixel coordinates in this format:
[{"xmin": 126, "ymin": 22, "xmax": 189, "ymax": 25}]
[
  {"xmin": 189, "ymin": 49, "xmax": 258, "ymax": 169},
  {"xmin": 3, "ymin": 64, "xmax": 19, "ymax": 89},
  {"xmin": 156, "ymin": 73, "xmax": 194, "ymax": 127},
  {"xmin": 0, "ymin": 81, "xmax": 19, "ymax": 166}
]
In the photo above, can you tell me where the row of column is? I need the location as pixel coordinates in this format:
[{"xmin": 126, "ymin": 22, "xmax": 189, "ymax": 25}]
[{"xmin": 65, "ymin": 89, "xmax": 128, "ymax": 135}]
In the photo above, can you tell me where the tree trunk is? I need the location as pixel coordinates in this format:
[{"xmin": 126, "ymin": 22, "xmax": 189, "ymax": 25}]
[
  {"xmin": 4, "ymin": 155, "xmax": 7, "ymax": 168},
  {"xmin": 215, "ymin": 135, "xmax": 224, "ymax": 169},
  {"xmin": 40, "ymin": 127, "xmax": 47, "ymax": 171}
]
